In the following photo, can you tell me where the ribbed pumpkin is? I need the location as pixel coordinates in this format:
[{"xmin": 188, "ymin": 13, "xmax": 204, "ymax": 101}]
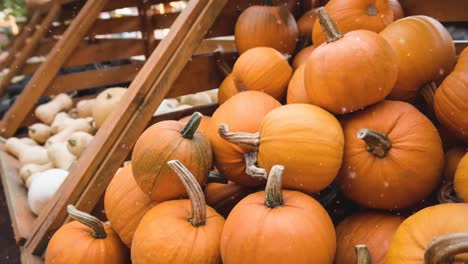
[
  {"xmin": 132, "ymin": 112, "xmax": 212, "ymax": 202},
  {"xmin": 380, "ymin": 16, "xmax": 456, "ymax": 101},
  {"xmin": 386, "ymin": 203, "xmax": 468, "ymax": 263},
  {"xmin": 335, "ymin": 212, "xmax": 404, "ymax": 264},
  {"xmin": 220, "ymin": 166, "xmax": 336, "ymax": 264},
  {"xmin": 443, "ymin": 147, "xmax": 466, "ymax": 181},
  {"xmin": 219, "ymin": 103, "xmax": 344, "ymax": 193},
  {"xmin": 218, "ymin": 74, "xmax": 241, "ymax": 105},
  {"xmin": 179, "ymin": 114, "xmax": 211, "ymax": 136},
  {"xmin": 389, "ymin": 0, "xmax": 404, "ymax": 20},
  {"xmin": 104, "ymin": 163, "xmax": 157, "ymax": 247},
  {"xmin": 232, "ymin": 47, "xmax": 292, "ymax": 100},
  {"xmin": 292, "ymin": 45, "xmax": 315, "ymax": 70},
  {"xmin": 204, "ymin": 181, "xmax": 254, "ymax": 218},
  {"xmin": 434, "ymin": 48, "xmax": 468, "ymax": 142},
  {"xmin": 305, "ymin": 8, "xmax": 397, "ymax": 114},
  {"xmin": 234, "ymin": 0, "xmax": 298, "ymax": 55},
  {"xmin": 312, "ymin": 0, "xmax": 394, "ymax": 45},
  {"xmin": 286, "ymin": 65, "xmax": 310, "ymax": 104},
  {"xmin": 337, "ymin": 100, "xmax": 444, "ymax": 209},
  {"xmin": 208, "ymin": 91, "xmax": 280, "ymax": 187},
  {"xmin": 45, "ymin": 205, "xmax": 129, "ymax": 264},
  {"xmin": 297, "ymin": 9, "xmax": 317, "ymax": 43},
  {"xmin": 455, "ymin": 153, "xmax": 468, "ymax": 202},
  {"xmin": 131, "ymin": 160, "xmax": 225, "ymax": 264}
]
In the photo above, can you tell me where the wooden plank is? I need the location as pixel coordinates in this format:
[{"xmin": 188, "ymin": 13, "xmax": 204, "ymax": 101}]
[
  {"xmin": 20, "ymin": 248, "xmax": 44, "ymax": 264},
  {"xmin": 399, "ymin": 0, "xmax": 468, "ymax": 22},
  {"xmin": 50, "ymin": 16, "xmax": 142, "ymax": 36},
  {"xmin": 0, "ymin": 0, "xmax": 111, "ymax": 138},
  {"xmin": 0, "ymin": 151, "xmax": 36, "ymax": 246},
  {"xmin": 24, "ymin": 0, "xmax": 227, "ymax": 255},
  {"xmin": 149, "ymin": 103, "xmax": 218, "ymax": 125}
]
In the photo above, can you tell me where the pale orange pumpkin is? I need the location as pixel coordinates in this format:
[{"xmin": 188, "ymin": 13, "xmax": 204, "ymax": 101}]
[
  {"xmin": 286, "ymin": 65, "xmax": 310, "ymax": 104},
  {"xmin": 454, "ymin": 153, "xmax": 468, "ymax": 202},
  {"xmin": 218, "ymin": 74, "xmax": 241, "ymax": 105},
  {"xmin": 292, "ymin": 45, "xmax": 315, "ymax": 70},
  {"xmin": 204, "ymin": 180, "xmax": 254, "ymax": 218},
  {"xmin": 443, "ymin": 146, "xmax": 466, "ymax": 181}
]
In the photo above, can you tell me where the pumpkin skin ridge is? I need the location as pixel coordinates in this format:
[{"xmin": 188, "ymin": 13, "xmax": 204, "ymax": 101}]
[{"xmin": 454, "ymin": 153, "xmax": 468, "ymax": 201}]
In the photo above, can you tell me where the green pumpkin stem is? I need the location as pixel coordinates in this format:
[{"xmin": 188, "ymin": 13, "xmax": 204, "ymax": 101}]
[
  {"xmin": 167, "ymin": 160, "xmax": 206, "ymax": 227},
  {"xmin": 265, "ymin": 165, "xmax": 285, "ymax": 208},
  {"xmin": 355, "ymin": 245, "xmax": 372, "ymax": 264},
  {"xmin": 180, "ymin": 112, "xmax": 202, "ymax": 139},
  {"xmin": 437, "ymin": 181, "xmax": 463, "ymax": 204},
  {"xmin": 357, "ymin": 129, "xmax": 392, "ymax": 158},
  {"xmin": 263, "ymin": 0, "xmax": 273, "ymax": 6},
  {"xmin": 316, "ymin": 7, "xmax": 343, "ymax": 43},
  {"xmin": 424, "ymin": 233, "xmax": 468, "ymax": 264},
  {"xmin": 218, "ymin": 124, "xmax": 260, "ymax": 152},
  {"xmin": 420, "ymin": 82, "xmax": 438, "ymax": 106},
  {"xmin": 67, "ymin": 205, "xmax": 107, "ymax": 239}
]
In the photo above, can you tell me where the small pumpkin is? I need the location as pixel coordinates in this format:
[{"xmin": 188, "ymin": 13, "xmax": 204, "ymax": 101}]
[
  {"xmin": 131, "ymin": 160, "xmax": 225, "ymax": 263},
  {"xmin": 386, "ymin": 203, "xmax": 468, "ymax": 263},
  {"xmin": 132, "ymin": 112, "xmax": 212, "ymax": 202},
  {"xmin": 104, "ymin": 163, "xmax": 157, "ymax": 247},
  {"xmin": 292, "ymin": 45, "xmax": 315, "ymax": 70},
  {"xmin": 380, "ymin": 16, "xmax": 456, "ymax": 101},
  {"xmin": 443, "ymin": 147, "xmax": 466, "ymax": 181},
  {"xmin": 305, "ymin": 8, "xmax": 398, "ymax": 114},
  {"xmin": 179, "ymin": 113, "xmax": 211, "ymax": 136},
  {"xmin": 337, "ymin": 100, "xmax": 444, "ymax": 209},
  {"xmin": 220, "ymin": 165, "xmax": 336, "ymax": 263},
  {"xmin": 312, "ymin": 0, "xmax": 394, "ymax": 45},
  {"xmin": 45, "ymin": 205, "xmax": 129, "ymax": 264},
  {"xmin": 454, "ymin": 153, "xmax": 468, "ymax": 202},
  {"xmin": 218, "ymin": 74, "xmax": 242, "ymax": 105},
  {"xmin": 219, "ymin": 103, "xmax": 344, "ymax": 193},
  {"xmin": 286, "ymin": 64, "xmax": 309, "ymax": 104},
  {"xmin": 297, "ymin": 9, "xmax": 317, "ymax": 43},
  {"xmin": 204, "ymin": 180, "xmax": 254, "ymax": 218},
  {"xmin": 232, "ymin": 47, "xmax": 292, "ymax": 101},
  {"xmin": 234, "ymin": 0, "xmax": 298, "ymax": 55},
  {"xmin": 93, "ymin": 87, "xmax": 127, "ymax": 129},
  {"xmin": 335, "ymin": 212, "xmax": 404, "ymax": 264},
  {"xmin": 208, "ymin": 91, "xmax": 280, "ymax": 187},
  {"xmin": 389, "ymin": 0, "xmax": 404, "ymax": 20}
]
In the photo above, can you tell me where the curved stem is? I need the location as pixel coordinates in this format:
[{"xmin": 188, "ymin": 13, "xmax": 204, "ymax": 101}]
[
  {"xmin": 420, "ymin": 82, "xmax": 438, "ymax": 107},
  {"xmin": 424, "ymin": 233, "xmax": 468, "ymax": 264},
  {"xmin": 355, "ymin": 244, "xmax": 372, "ymax": 264},
  {"xmin": 263, "ymin": 0, "xmax": 273, "ymax": 6},
  {"xmin": 357, "ymin": 128, "xmax": 392, "ymax": 158},
  {"xmin": 437, "ymin": 181, "xmax": 462, "ymax": 204},
  {"xmin": 180, "ymin": 112, "xmax": 202, "ymax": 139},
  {"xmin": 244, "ymin": 152, "xmax": 267, "ymax": 179},
  {"xmin": 67, "ymin": 205, "xmax": 107, "ymax": 239},
  {"xmin": 167, "ymin": 160, "xmax": 206, "ymax": 227},
  {"xmin": 218, "ymin": 124, "xmax": 260, "ymax": 151},
  {"xmin": 316, "ymin": 7, "xmax": 343, "ymax": 43},
  {"xmin": 207, "ymin": 170, "xmax": 228, "ymax": 184},
  {"xmin": 366, "ymin": 4, "xmax": 378, "ymax": 16},
  {"xmin": 265, "ymin": 165, "xmax": 284, "ymax": 208},
  {"xmin": 215, "ymin": 51, "xmax": 232, "ymax": 77}
]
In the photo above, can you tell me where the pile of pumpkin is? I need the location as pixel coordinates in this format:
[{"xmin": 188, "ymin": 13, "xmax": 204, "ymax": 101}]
[{"xmin": 44, "ymin": 0, "xmax": 468, "ymax": 263}]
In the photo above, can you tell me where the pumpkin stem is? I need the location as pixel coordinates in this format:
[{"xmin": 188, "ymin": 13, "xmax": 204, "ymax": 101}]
[
  {"xmin": 420, "ymin": 82, "xmax": 438, "ymax": 106},
  {"xmin": 263, "ymin": 0, "xmax": 273, "ymax": 6},
  {"xmin": 215, "ymin": 51, "xmax": 232, "ymax": 77},
  {"xmin": 207, "ymin": 170, "xmax": 228, "ymax": 184},
  {"xmin": 106, "ymin": 92, "xmax": 112, "ymax": 99},
  {"xmin": 218, "ymin": 124, "xmax": 260, "ymax": 151},
  {"xmin": 316, "ymin": 7, "xmax": 343, "ymax": 43},
  {"xmin": 0, "ymin": 136, "xmax": 6, "ymax": 143},
  {"xmin": 67, "ymin": 205, "xmax": 107, "ymax": 239},
  {"xmin": 357, "ymin": 128, "xmax": 392, "ymax": 158},
  {"xmin": 180, "ymin": 112, "xmax": 202, "ymax": 139},
  {"xmin": 366, "ymin": 4, "xmax": 378, "ymax": 16},
  {"xmin": 167, "ymin": 160, "xmax": 206, "ymax": 227},
  {"xmin": 68, "ymin": 138, "xmax": 77, "ymax": 147},
  {"xmin": 356, "ymin": 244, "xmax": 372, "ymax": 264},
  {"xmin": 265, "ymin": 165, "xmax": 285, "ymax": 208},
  {"xmin": 244, "ymin": 152, "xmax": 267, "ymax": 179},
  {"xmin": 437, "ymin": 181, "xmax": 463, "ymax": 204},
  {"xmin": 424, "ymin": 233, "xmax": 468, "ymax": 264}
]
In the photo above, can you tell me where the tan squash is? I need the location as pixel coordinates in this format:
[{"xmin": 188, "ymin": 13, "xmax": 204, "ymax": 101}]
[
  {"xmin": 76, "ymin": 98, "xmax": 96, "ymax": 118},
  {"xmin": 67, "ymin": 108, "xmax": 80, "ymax": 119},
  {"xmin": 28, "ymin": 123, "xmax": 53, "ymax": 144},
  {"xmin": 18, "ymin": 145, "xmax": 49, "ymax": 166},
  {"xmin": 50, "ymin": 113, "xmax": 76, "ymax": 134},
  {"xmin": 47, "ymin": 118, "xmax": 94, "ymax": 145},
  {"xmin": 2, "ymin": 137, "xmax": 37, "ymax": 157},
  {"xmin": 20, "ymin": 163, "xmax": 54, "ymax": 186},
  {"xmin": 67, "ymin": 132, "xmax": 94, "ymax": 158},
  {"xmin": 35, "ymin": 93, "xmax": 73, "ymax": 124},
  {"xmin": 93, "ymin": 88, "xmax": 127, "ymax": 129},
  {"xmin": 46, "ymin": 142, "xmax": 77, "ymax": 170}
]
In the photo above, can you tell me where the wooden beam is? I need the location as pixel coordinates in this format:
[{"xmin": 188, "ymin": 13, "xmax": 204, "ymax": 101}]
[{"xmin": 50, "ymin": 16, "xmax": 142, "ymax": 36}]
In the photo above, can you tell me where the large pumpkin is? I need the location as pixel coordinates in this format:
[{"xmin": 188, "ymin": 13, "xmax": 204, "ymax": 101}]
[
  {"xmin": 335, "ymin": 212, "xmax": 404, "ymax": 264},
  {"xmin": 131, "ymin": 160, "xmax": 225, "ymax": 263},
  {"xmin": 219, "ymin": 103, "xmax": 344, "ymax": 193},
  {"xmin": 455, "ymin": 153, "xmax": 468, "ymax": 202},
  {"xmin": 380, "ymin": 16, "xmax": 456, "ymax": 101},
  {"xmin": 220, "ymin": 165, "xmax": 336, "ymax": 263},
  {"xmin": 218, "ymin": 74, "xmax": 241, "ymax": 105},
  {"xmin": 45, "ymin": 205, "xmax": 129, "ymax": 264},
  {"xmin": 204, "ymin": 181, "xmax": 254, "ymax": 218},
  {"xmin": 234, "ymin": 1, "xmax": 298, "ymax": 55},
  {"xmin": 312, "ymin": 0, "xmax": 394, "ymax": 45},
  {"xmin": 132, "ymin": 112, "xmax": 212, "ymax": 202},
  {"xmin": 434, "ymin": 48, "xmax": 468, "ymax": 142},
  {"xmin": 297, "ymin": 9, "xmax": 317, "ymax": 43},
  {"xmin": 286, "ymin": 65, "xmax": 310, "ymax": 104},
  {"xmin": 337, "ymin": 100, "xmax": 444, "ymax": 209},
  {"xmin": 208, "ymin": 91, "xmax": 280, "ymax": 187},
  {"xmin": 386, "ymin": 203, "xmax": 468, "ymax": 263},
  {"xmin": 389, "ymin": 0, "xmax": 404, "ymax": 20},
  {"xmin": 305, "ymin": 8, "xmax": 398, "ymax": 114},
  {"xmin": 104, "ymin": 163, "xmax": 157, "ymax": 247},
  {"xmin": 179, "ymin": 114, "xmax": 211, "ymax": 136},
  {"xmin": 292, "ymin": 45, "xmax": 315, "ymax": 70},
  {"xmin": 443, "ymin": 146, "xmax": 466, "ymax": 181},
  {"xmin": 232, "ymin": 47, "xmax": 292, "ymax": 100}
]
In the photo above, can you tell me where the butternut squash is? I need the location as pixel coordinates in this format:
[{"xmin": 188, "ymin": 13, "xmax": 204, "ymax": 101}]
[
  {"xmin": 46, "ymin": 142, "xmax": 77, "ymax": 170},
  {"xmin": 154, "ymin": 99, "xmax": 179, "ymax": 116},
  {"xmin": 20, "ymin": 138, "xmax": 38, "ymax": 146},
  {"xmin": 18, "ymin": 146, "xmax": 49, "ymax": 166},
  {"xmin": 50, "ymin": 113, "xmax": 75, "ymax": 134},
  {"xmin": 179, "ymin": 92, "xmax": 213, "ymax": 106},
  {"xmin": 67, "ymin": 132, "xmax": 94, "ymax": 157},
  {"xmin": 67, "ymin": 108, "xmax": 80, "ymax": 119},
  {"xmin": 35, "ymin": 93, "xmax": 73, "ymax": 124},
  {"xmin": 28, "ymin": 123, "xmax": 53, "ymax": 144},
  {"xmin": 76, "ymin": 98, "xmax": 96, "ymax": 118},
  {"xmin": 47, "ymin": 118, "xmax": 95, "ymax": 145},
  {"xmin": 27, "ymin": 169, "xmax": 68, "ymax": 215},
  {"xmin": 174, "ymin": 104, "xmax": 192, "ymax": 111},
  {"xmin": 92, "ymin": 88, "xmax": 127, "ymax": 129},
  {"xmin": 2, "ymin": 137, "xmax": 33, "ymax": 157},
  {"xmin": 20, "ymin": 163, "xmax": 54, "ymax": 187}
]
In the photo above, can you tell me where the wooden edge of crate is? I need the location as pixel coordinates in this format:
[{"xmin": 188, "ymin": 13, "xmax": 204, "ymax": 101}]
[{"xmin": 20, "ymin": 247, "xmax": 44, "ymax": 264}]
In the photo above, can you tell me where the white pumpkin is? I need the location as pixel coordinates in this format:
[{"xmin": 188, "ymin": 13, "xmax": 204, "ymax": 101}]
[{"xmin": 27, "ymin": 169, "xmax": 68, "ymax": 215}]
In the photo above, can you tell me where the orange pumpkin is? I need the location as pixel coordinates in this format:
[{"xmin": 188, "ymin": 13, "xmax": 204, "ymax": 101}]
[
  {"xmin": 389, "ymin": 0, "xmax": 404, "ymax": 20},
  {"xmin": 434, "ymin": 48, "xmax": 468, "ymax": 142},
  {"xmin": 455, "ymin": 153, "xmax": 468, "ymax": 202},
  {"xmin": 292, "ymin": 45, "xmax": 315, "ymax": 70},
  {"xmin": 335, "ymin": 212, "xmax": 404, "ymax": 264},
  {"xmin": 218, "ymin": 74, "xmax": 242, "ymax": 105},
  {"xmin": 104, "ymin": 163, "xmax": 157, "ymax": 247},
  {"xmin": 337, "ymin": 100, "xmax": 444, "ymax": 209},
  {"xmin": 234, "ymin": 1, "xmax": 298, "ymax": 55},
  {"xmin": 132, "ymin": 112, "xmax": 212, "ymax": 202},
  {"xmin": 179, "ymin": 114, "xmax": 211, "ymax": 136},
  {"xmin": 286, "ymin": 65, "xmax": 310, "ymax": 104},
  {"xmin": 204, "ymin": 181, "xmax": 254, "ymax": 218},
  {"xmin": 232, "ymin": 47, "xmax": 292, "ymax": 100},
  {"xmin": 297, "ymin": 9, "xmax": 317, "ymax": 43},
  {"xmin": 131, "ymin": 160, "xmax": 224, "ymax": 263},
  {"xmin": 386, "ymin": 203, "xmax": 468, "ymax": 263},
  {"xmin": 312, "ymin": 0, "xmax": 394, "ymax": 45},
  {"xmin": 305, "ymin": 8, "xmax": 397, "ymax": 114},
  {"xmin": 45, "ymin": 205, "xmax": 129, "ymax": 264},
  {"xmin": 443, "ymin": 147, "xmax": 466, "ymax": 181},
  {"xmin": 380, "ymin": 16, "xmax": 456, "ymax": 101},
  {"xmin": 208, "ymin": 91, "xmax": 280, "ymax": 187},
  {"xmin": 219, "ymin": 104, "xmax": 344, "ymax": 193},
  {"xmin": 220, "ymin": 166, "xmax": 336, "ymax": 263}
]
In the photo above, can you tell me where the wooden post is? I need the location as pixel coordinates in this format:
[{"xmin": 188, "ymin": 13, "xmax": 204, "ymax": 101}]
[
  {"xmin": 24, "ymin": 0, "xmax": 227, "ymax": 255},
  {"xmin": 138, "ymin": 0, "xmax": 157, "ymax": 58}
]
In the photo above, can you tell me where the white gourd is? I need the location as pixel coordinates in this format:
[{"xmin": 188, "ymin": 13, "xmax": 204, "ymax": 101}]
[
  {"xmin": 67, "ymin": 132, "xmax": 94, "ymax": 157},
  {"xmin": 154, "ymin": 99, "xmax": 178, "ymax": 116},
  {"xmin": 35, "ymin": 93, "xmax": 73, "ymax": 124},
  {"xmin": 28, "ymin": 123, "xmax": 53, "ymax": 144},
  {"xmin": 20, "ymin": 163, "xmax": 54, "ymax": 186},
  {"xmin": 46, "ymin": 142, "xmax": 77, "ymax": 170},
  {"xmin": 18, "ymin": 146, "xmax": 49, "ymax": 166},
  {"xmin": 27, "ymin": 169, "xmax": 68, "ymax": 215},
  {"xmin": 179, "ymin": 92, "xmax": 212, "ymax": 106}
]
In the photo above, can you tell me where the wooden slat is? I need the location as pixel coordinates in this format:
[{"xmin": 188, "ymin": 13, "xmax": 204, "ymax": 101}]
[
  {"xmin": 399, "ymin": 0, "xmax": 468, "ymax": 22},
  {"xmin": 0, "ymin": 151, "xmax": 36, "ymax": 246},
  {"xmin": 50, "ymin": 16, "xmax": 142, "ymax": 36},
  {"xmin": 20, "ymin": 247, "xmax": 44, "ymax": 264},
  {"xmin": 24, "ymin": 0, "xmax": 227, "ymax": 255},
  {"xmin": 149, "ymin": 103, "xmax": 218, "ymax": 125}
]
